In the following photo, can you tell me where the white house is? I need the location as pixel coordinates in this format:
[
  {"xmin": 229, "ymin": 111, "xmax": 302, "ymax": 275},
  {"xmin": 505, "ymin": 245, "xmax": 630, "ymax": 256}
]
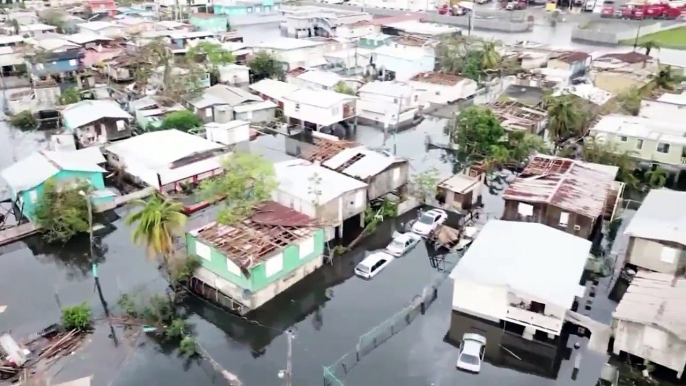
[
  {"xmin": 250, "ymin": 37, "xmax": 352, "ymax": 70},
  {"xmin": 188, "ymin": 84, "xmax": 277, "ymax": 124},
  {"xmin": 283, "ymin": 88, "xmax": 358, "ymax": 130},
  {"xmin": 335, "ymin": 20, "xmax": 379, "ymax": 39},
  {"xmin": 409, "ymin": 72, "xmax": 478, "ymax": 105},
  {"xmin": 77, "ymin": 21, "xmax": 125, "ymax": 38},
  {"xmin": 273, "ymin": 159, "xmax": 368, "ymax": 240},
  {"xmin": 218, "ymin": 64, "xmax": 250, "ymax": 87},
  {"xmin": 104, "ymin": 129, "xmax": 230, "ymax": 192},
  {"xmin": 356, "ymin": 81, "xmax": 421, "ymax": 128},
  {"xmin": 280, "ymin": 6, "xmax": 372, "ymax": 39},
  {"xmin": 612, "ymin": 271, "xmax": 686, "ymax": 378},
  {"xmin": 0, "ymin": 23, "xmax": 56, "ymax": 37},
  {"xmin": 372, "ymin": 44, "xmax": 434, "ymax": 82},
  {"xmin": 449, "ymin": 220, "xmax": 590, "ymax": 338},
  {"xmin": 249, "ymin": 79, "xmax": 299, "ymax": 107},
  {"xmin": 288, "ymin": 69, "xmax": 343, "ymax": 91},
  {"xmin": 205, "ymin": 120, "xmax": 251, "ymax": 147}
]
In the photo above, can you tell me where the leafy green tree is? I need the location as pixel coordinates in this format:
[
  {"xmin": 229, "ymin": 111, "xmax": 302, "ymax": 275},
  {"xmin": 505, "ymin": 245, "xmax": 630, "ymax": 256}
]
[
  {"xmin": 61, "ymin": 303, "xmax": 92, "ymax": 331},
  {"xmin": 34, "ymin": 179, "xmax": 92, "ymax": 243},
  {"xmin": 543, "ymin": 94, "xmax": 586, "ymax": 146},
  {"xmin": 581, "ymin": 138, "xmax": 639, "ymax": 189},
  {"xmin": 42, "ymin": 9, "xmax": 67, "ymax": 33},
  {"xmin": 640, "ymin": 40, "xmax": 660, "ymax": 56},
  {"xmin": 435, "ymin": 37, "xmax": 501, "ymax": 81},
  {"xmin": 59, "ymin": 87, "xmax": 81, "ymax": 105},
  {"xmin": 187, "ymin": 41, "xmax": 234, "ymax": 83},
  {"xmin": 617, "ymin": 87, "xmax": 641, "ymax": 116},
  {"xmin": 126, "ymin": 194, "xmax": 187, "ymax": 260},
  {"xmin": 9, "ymin": 110, "xmax": 37, "ymax": 131},
  {"xmin": 445, "ymin": 106, "xmax": 505, "ymax": 156},
  {"xmin": 410, "ymin": 167, "xmax": 440, "ymax": 203},
  {"xmin": 248, "ymin": 51, "xmax": 285, "ymax": 82},
  {"xmin": 160, "ymin": 110, "xmax": 203, "ymax": 132},
  {"xmin": 656, "ymin": 65, "xmax": 675, "ymax": 90},
  {"xmin": 644, "ymin": 167, "xmax": 668, "ymax": 189},
  {"xmin": 334, "ymin": 82, "xmax": 356, "ymax": 95},
  {"xmin": 199, "ymin": 153, "xmax": 277, "ymax": 225}
]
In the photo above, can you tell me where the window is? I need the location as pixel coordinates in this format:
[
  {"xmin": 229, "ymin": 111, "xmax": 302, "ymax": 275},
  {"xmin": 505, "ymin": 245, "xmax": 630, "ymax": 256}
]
[
  {"xmin": 205, "ymin": 108, "xmax": 213, "ymax": 117},
  {"xmin": 559, "ymin": 212, "xmax": 569, "ymax": 227},
  {"xmin": 299, "ymin": 236, "xmax": 315, "ymax": 259},
  {"xmin": 657, "ymin": 143, "xmax": 670, "ymax": 154},
  {"xmin": 619, "ymin": 136, "xmax": 628, "ymax": 142},
  {"xmin": 226, "ymin": 258, "xmax": 241, "ymax": 276},
  {"xmin": 661, "ymin": 246, "xmax": 678, "ymax": 264},
  {"xmin": 195, "ymin": 241, "xmax": 211, "ymax": 261},
  {"xmin": 354, "ymin": 190, "xmax": 364, "ymax": 207},
  {"xmin": 265, "ymin": 252, "xmax": 283, "ymax": 277},
  {"xmin": 246, "ymin": 110, "xmax": 253, "ymax": 119},
  {"xmin": 29, "ymin": 190, "xmax": 37, "ymax": 203},
  {"xmin": 116, "ymin": 120, "xmax": 126, "ymax": 132},
  {"xmin": 517, "ymin": 203, "xmax": 533, "ymax": 217},
  {"xmin": 393, "ymin": 98, "xmax": 398, "ymax": 104},
  {"xmin": 682, "ymin": 146, "xmax": 686, "ymax": 158},
  {"xmin": 637, "ymin": 139, "xmax": 643, "ymax": 150},
  {"xmin": 295, "ymin": 103, "xmax": 300, "ymax": 111}
]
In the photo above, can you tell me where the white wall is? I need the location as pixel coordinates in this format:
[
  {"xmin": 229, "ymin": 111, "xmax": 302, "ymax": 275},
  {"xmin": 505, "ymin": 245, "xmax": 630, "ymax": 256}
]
[
  {"xmin": 283, "ymin": 99, "xmax": 344, "ymax": 127},
  {"xmin": 613, "ymin": 320, "xmax": 686, "ymax": 376},
  {"xmin": 375, "ymin": 54, "xmax": 434, "ymax": 82},
  {"xmin": 158, "ymin": 154, "xmax": 225, "ymax": 187},
  {"xmin": 452, "ymin": 279, "xmax": 508, "ymax": 323},
  {"xmin": 206, "ymin": 124, "xmax": 250, "ymax": 146},
  {"xmin": 271, "ymin": 189, "xmax": 318, "ymax": 218},
  {"xmin": 410, "ymin": 79, "xmax": 478, "ymax": 105}
]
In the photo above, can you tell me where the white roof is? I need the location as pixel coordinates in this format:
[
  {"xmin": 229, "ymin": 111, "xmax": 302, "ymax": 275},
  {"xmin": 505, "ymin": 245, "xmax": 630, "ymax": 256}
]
[
  {"xmin": 0, "ymin": 35, "xmax": 24, "ymax": 45},
  {"xmin": 32, "ymin": 37, "xmax": 79, "ymax": 51},
  {"xmin": 358, "ymin": 81, "xmax": 413, "ymax": 98},
  {"xmin": 117, "ymin": 17, "xmax": 150, "ymax": 26},
  {"xmin": 657, "ymin": 92, "xmax": 686, "ymax": 106},
  {"xmin": 613, "ymin": 271, "xmax": 686, "ymax": 340},
  {"xmin": 591, "ymin": 114, "xmax": 686, "ymax": 145},
  {"xmin": 284, "ymin": 89, "xmax": 356, "ymax": 108},
  {"xmin": 639, "ymin": 100, "xmax": 686, "ymax": 126},
  {"xmin": 62, "ymin": 100, "xmax": 131, "ymax": 129},
  {"xmin": 252, "ymin": 37, "xmax": 326, "ymax": 51},
  {"xmin": 273, "ymin": 159, "xmax": 367, "ymax": 204},
  {"xmin": 204, "ymin": 120, "xmax": 249, "ymax": 130},
  {"xmin": 624, "ymin": 189, "xmax": 686, "ymax": 245},
  {"xmin": 555, "ymin": 84, "xmax": 613, "ymax": 106},
  {"xmin": 106, "ymin": 130, "xmax": 224, "ymax": 171},
  {"xmin": 169, "ymin": 30, "xmax": 215, "ymax": 40},
  {"xmin": 156, "ymin": 20, "xmax": 187, "ymax": 29},
  {"xmin": 323, "ymin": 146, "xmax": 404, "ymax": 180},
  {"xmin": 78, "ymin": 21, "xmax": 120, "ymax": 31},
  {"xmin": 65, "ymin": 33, "xmax": 113, "ymax": 45},
  {"xmin": 249, "ymin": 79, "xmax": 299, "ymax": 101},
  {"xmin": 383, "ymin": 20, "xmax": 459, "ymax": 36},
  {"xmin": 449, "ymin": 221, "xmax": 590, "ymax": 308},
  {"xmin": 374, "ymin": 45, "xmax": 430, "ymax": 60},
  {"xmin": 0, "ymin": 149, "xmax": 106, "ymax": 193},
  {"xmin": 232, "ymin": 100, "xmax": 277, "ymax": 113},
  {"xmin": 297, "ymin": 70, "xmax": 342, "ymax": 88},
  {"xmin": 18, "ymin": 23, "xmax": 56, "ymax": 32},
  {"xmin": 0, "ymin": 53, "xmax": 24, "ymax": 67}
]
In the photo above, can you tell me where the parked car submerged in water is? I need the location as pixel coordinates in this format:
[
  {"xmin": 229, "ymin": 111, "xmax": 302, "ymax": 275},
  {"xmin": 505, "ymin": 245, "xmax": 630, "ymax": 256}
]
[
  {"xmin": 355, "ymin": 252, "xmax": 393, "ymax": 279},
  {"xmin": 411, "ymin": 209, "xmax": 448, "ymax": 237},
  {"xmin": 385, "ymin": 232, "xmax": 422, "ymax": 257},
  {"xmin": 456, "ymin": 333, "xmax": 487, "ymax": 373}
]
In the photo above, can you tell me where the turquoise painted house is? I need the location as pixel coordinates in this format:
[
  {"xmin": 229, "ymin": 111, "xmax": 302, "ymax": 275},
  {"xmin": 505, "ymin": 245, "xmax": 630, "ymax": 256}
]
[
  {"xmin": 186, "ymin": 201, "xmax": 325, "ymax": 314},
  {"xmin": 189, "ymin": 13, "xmax": 231, "ymax": 33},
  {"xmin": 0, "ymin": 148, "xmax": 114, "ymax": 222},
  {"xmin": 212, "ymin": 0, "xmax": 280, "ymax": 17}
]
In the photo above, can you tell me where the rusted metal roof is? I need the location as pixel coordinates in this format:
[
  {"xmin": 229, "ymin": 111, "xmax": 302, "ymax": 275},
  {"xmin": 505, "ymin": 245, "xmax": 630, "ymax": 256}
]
[
  {"xmin": 552, "ymin": 51, "xmax": 590, "ymax": 64},
  {"xmin": 503, "ymin": 156, "xmax": 615, "ymax": 219},
  {"xmin": 599, "ymin": 51, "xmax": 652, "ymax": 64},
  {"xmin": 192, "ymin": 201, "xmax": 315, "ymax": 268}
]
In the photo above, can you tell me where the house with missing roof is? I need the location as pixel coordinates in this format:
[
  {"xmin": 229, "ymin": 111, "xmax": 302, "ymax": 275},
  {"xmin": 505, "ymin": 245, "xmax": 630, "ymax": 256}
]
[
  {"xmin": 408, "ymin": 72, "xmax": 478, "ymax": 105},
  {"xmin": 612, "ymin": 271, "xmax": 686, "ymax": 378},
  {"xmin": 61, "ymin": 100, "xmax": 133, "ymax": 147},
  {"xmin": 187, "ymin": 201, "xmax": 325, "ymax": 314},
  {"xmin": 502, "ymin": 155, "xmax": 622, "ymax": 240},
  {"xmin": 187, "ymin": 84, "xmax": 277, "ymax": 123},
  {"xmin": 0, "ymin": 148, "xmax": 113, "ymax": 222},
  {"xmin": 622, "ymin": 190, "xmax": 686, "ymax": 274},
  {"xmin": 546, "ymin": 51, "xmax": 591, "ymax": 78},
  {"xmin": 273, "ymin": 159, "xmax": 367, "ymax": 240},
  {"xmin": 104, "ymin": 129, "xmax": 230, "ymax": 192},
  {"xmin": 449, "ymin": 220, "xmax": 591, "ymax": 340},
  {"xmin": 436, "ymin": 166, "xmax": 485, "ymax": 212}
]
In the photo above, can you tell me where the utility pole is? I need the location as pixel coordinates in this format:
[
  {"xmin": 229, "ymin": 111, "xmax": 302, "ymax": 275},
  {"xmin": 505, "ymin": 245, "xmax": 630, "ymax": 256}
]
[
  {"xmin": 393, "ymin": 94, "xmax": 403, "ymax": 155},
  {"xmin": 286, "ymin": 329, "xmax": 293, "ymax": 386}
]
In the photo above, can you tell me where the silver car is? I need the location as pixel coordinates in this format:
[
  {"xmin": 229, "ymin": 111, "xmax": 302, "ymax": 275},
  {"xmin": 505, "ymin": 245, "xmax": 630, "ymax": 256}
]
[
  {"xmin": 385, "ymin": 232, "xmax": 422, "ymax": 257},
  {"xmin": 456, "ymin": 333, "xmax": 487, "ymax": 373}
]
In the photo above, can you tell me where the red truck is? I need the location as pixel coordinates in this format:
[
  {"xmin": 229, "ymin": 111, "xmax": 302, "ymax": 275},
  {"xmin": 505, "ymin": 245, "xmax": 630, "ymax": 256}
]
[{"xmin": 619, "ymin": 2, "xmax": 683, "ymax": 19}]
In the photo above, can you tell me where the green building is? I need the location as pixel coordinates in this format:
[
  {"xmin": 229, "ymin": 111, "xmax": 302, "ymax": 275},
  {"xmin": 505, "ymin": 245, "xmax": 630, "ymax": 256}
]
[
  {"xmin": 186, "ymin": 201, "xmax": 325, "ymax": 314},
  {"xmin": 358, "ymin": 33, "xmax": 392, "ymax": 49}
]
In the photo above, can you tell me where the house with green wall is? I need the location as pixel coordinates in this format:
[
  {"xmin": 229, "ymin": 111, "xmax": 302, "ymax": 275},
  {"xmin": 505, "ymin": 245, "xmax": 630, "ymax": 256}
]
[
  {"xmin": 0, "ymin": 148, "xmax": 115, "ymax": 222},
  {"xmin": 186, "ymin": 201, "xmax": 325, "ymax": 314},
  {"xmin": 212, "ymin": 0, "xmax": 281, "ymax": 17}
]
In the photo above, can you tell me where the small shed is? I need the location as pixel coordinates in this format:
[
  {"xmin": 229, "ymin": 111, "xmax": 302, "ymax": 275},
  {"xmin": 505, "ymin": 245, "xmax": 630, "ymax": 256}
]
[
  {"xmin": 612, "ymin": 271, "xmax": 686, "ymax": 378},
  {"xmin": 205, "ymin": 120, "xmax": 250, "ymax": 147},
  {"xmin": 61, "ymin": 100, "xmax": 133, "ymax": 147},
  {"xmin": 437, "ymin": 166, "xmax": 485, "ymax": 212}
]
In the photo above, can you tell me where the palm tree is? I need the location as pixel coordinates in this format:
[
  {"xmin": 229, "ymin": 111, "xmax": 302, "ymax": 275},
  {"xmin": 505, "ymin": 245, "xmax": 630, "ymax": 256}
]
[
  {"xmin": 126, "ymin": 194, "xmax": 187, "ymax": 261},
  {"xmin": 544, "ymin": 94, "xmax": 583, "ymax": 147},
  {"xmin": 480, "ymin": 41, "xmax": 501, "ymax": 70},
  {"xmin": 644, "ymin": 167, "xmax": 669, "ymax": 189},
  {"xmin": 640, "ymin": 40, "xmax": 660, "ymax": 56},
  {"xmin": 656, "ymin": 65, "xmax": 675, "ymax": 90}
]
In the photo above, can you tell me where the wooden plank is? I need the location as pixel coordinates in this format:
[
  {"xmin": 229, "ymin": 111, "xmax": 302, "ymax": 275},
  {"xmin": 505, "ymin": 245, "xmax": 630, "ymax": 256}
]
[{"xmin": 0, "ymin": 222, "xmax": 40, "ymax": 247}]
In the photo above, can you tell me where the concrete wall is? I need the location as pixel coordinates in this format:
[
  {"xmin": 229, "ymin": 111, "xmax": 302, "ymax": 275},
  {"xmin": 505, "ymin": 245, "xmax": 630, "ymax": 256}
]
[
  {"xmin": 625, "ymin": 236, "xmax": 686, "ymax": 274},
  {"xmin": 613, "ymin": 320, "xmax": 686, "ymax": 377},
  {"xmin": 572, "ymin": 21, "xmax": 684, "ymax": 46}
]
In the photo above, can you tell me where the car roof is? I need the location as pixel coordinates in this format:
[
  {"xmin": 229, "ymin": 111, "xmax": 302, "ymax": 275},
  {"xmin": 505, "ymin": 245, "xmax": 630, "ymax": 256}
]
[
  {"xmin": 393, "ymin": 233, "xmax": 418, "ymax": 242},
  {"xmin": 424, "ymin": 209, "xmax": 445, "ymax": 216},
  {"xmin": 462, "ymin": 340, "xmax": 483, "ymax": 355},
  {"xmin": 358, "ymin": 251, "xmax": 392, "ymax": 267}
]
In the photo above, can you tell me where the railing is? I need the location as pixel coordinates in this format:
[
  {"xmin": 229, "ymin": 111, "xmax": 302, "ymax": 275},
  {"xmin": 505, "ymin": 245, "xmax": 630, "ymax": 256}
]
[{"xmin": 505, "ymin": 306, "xmax": 563, "ymax": 334}]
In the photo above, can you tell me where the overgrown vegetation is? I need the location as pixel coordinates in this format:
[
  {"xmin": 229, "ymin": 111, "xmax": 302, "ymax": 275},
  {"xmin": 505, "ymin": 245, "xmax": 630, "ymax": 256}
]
[
  {"xmin": 61, "ymin": 303, "xmax": 92, "ymax": 331},
  {"xmin": 199, "ymin": 153, "xmax": 277, "ymax": 225},
  {"xmin": 334, "ymin": 82, "xmax": 356, "ymax": 95},
  {"xmin": 34, "ymin": 179, "xmax": 92, "ymax": 243},
  {"xmin": 542, "ymin": 94, "xmax": 589, "ymax": 147},
  {"xmin": 617, "ymin": 87, "xmax": 641, "ymax": 116},
  {"xmin": 436, "ymin": 37, "xmax": 518, "ymax": 81},
  {"xmin": 160, "ymin": 110, "xmax": 203, "ymax": 132},
  {"xmin": 186, "ymin": 41, "xmax": 235, "ymax": 84},
  {"xmin": 126, "ymin": 194, "xmax": 187, "ymax": 261},
  {"xmin": 9, "ymin": 110, "xmax": 38, "ymax": 131},
  {"xmin": 580, "ymin": 138, "xmax": 639, "ymax": 189},
  {"xmin": 59, "ymin": 87, "xmax": 82, "ymax": 105},
  {"xmin": 410, "ymin": 168, "xmax": 441, "ymax": 203},
  {"xmin": 248, "ymin": 51, "xmax": 285, "ymax": 82}
]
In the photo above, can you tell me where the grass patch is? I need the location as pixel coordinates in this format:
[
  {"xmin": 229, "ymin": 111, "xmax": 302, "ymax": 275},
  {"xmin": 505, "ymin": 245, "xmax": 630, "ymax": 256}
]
[{"xmin": 619, "ymin": 27, "xmax": 686, "ymax": 50}]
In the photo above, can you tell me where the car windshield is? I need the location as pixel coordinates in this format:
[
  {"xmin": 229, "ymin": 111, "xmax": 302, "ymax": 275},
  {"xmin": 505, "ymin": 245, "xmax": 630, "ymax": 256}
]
[
  {"xmin": 460, "ymin": 353, "xmax": 480, "ymax": 365},
  {"xmin": 390, "ymin": 240, "xmax": 405, "ymax": 249},
  {"xmin": 418, "ymin": 214, "xmax": 434, "ymax": 224},
  {"xmin": 357, "ymin": 264, "xmax": 370, "ymax": 273}
]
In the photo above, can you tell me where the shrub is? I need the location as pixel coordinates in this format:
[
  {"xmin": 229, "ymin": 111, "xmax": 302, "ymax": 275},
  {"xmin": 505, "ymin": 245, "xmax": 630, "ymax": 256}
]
[
  {"xmin": 61, "ymin": 303, "xmax": 92, "ymax": 331},
  {"xmin": 9, "ymin": 111, "xmax": 38, "ymax": 131}
]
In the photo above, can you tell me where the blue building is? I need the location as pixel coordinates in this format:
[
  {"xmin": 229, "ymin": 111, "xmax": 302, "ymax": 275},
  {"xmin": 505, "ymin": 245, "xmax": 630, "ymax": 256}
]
[
  {"xmin": 26, "ymin": 50, "xmax": 85, "ymax": 76},
  {"xmin": 212, "ymin": 0, "xmax": 280, "ymax": 16},
  {"xmin": 0, "ymin": 149, "xmax": 115, "ymax": 222}
]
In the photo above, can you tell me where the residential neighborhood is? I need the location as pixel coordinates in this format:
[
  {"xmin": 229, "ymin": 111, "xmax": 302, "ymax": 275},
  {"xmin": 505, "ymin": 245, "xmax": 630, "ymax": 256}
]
[{"xmin": 0, "ymin": 1, "xmax": 685, "ymax": 386}]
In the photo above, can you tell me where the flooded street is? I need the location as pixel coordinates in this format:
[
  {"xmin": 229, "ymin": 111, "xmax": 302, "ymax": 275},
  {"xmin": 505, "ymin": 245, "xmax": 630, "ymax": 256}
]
[{"xmin": 0, "ymin": 18, "xmax": 670, "ymax": 385}]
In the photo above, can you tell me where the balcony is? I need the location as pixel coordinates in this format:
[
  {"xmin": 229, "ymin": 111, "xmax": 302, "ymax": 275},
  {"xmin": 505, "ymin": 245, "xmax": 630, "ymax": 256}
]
[{"xmin": 505, "ymin": 306, "xmax": 563, "ymax": 335}]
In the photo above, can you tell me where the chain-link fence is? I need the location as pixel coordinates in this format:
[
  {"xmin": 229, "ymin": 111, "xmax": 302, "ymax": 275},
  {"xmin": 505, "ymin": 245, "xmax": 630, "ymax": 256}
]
[{"xmin": 323, "ymin": 263, "xmax": 454, "ymax": 385}]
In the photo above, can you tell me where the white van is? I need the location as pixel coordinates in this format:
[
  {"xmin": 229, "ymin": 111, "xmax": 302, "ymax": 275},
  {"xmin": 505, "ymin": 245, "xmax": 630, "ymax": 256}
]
[{"xmin": 355, "ymin": 252, "xmax": 393, "ymax": 279}]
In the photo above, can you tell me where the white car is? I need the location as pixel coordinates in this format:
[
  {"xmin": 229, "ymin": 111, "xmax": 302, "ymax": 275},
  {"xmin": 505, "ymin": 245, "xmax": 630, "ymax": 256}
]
[
  {"xmin": 355, "ymin": 252, "xmax": 393, "ymax": 279},
  {"xmin": 456, "ymin": 333, "xmax": 487, "ymax": 373},
  {"xmin": 411, "ymin": 209, "xmax": 448, "ymax": 237},
  {"xmin": 385, "ymin": 232, "xmax": 422, "ymax": 257}
]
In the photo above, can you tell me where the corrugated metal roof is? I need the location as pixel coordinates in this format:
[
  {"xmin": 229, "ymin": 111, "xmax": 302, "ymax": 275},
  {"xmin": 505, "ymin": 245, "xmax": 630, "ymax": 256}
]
[
  {"xmin": 624, "ymin": 189, "xmax": 686, "ymax": 245},
  {"xmin": 613, "ymin": 271, "xmax": 686, "ymax": 340},
  {"xmin": 62, "ymin": 100, "xmax": 131, "ymax": 130},
  {"xmin": 274, "ymin": 159, "xmax": 367, "ymax": 204},
  {"xmin": 503, "ymin": 155, "xmax": 615, "ymax": 219},
  {"xmin": 203, "ymin": 84, "xmax": 263, "ymax": 107},
  {"xmin": 323, "ymin": 146, "xmax": 405, "ymax": 180},
  {"xmin": 449, "ymin": 220, "xmax": 590, "ymax": 309}
]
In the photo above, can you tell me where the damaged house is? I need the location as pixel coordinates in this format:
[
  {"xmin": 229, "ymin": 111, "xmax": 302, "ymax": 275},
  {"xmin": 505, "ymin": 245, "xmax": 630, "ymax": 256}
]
[{"xmin": 61, "ymin": 100, "xmax": 133, "ymax": 147}]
